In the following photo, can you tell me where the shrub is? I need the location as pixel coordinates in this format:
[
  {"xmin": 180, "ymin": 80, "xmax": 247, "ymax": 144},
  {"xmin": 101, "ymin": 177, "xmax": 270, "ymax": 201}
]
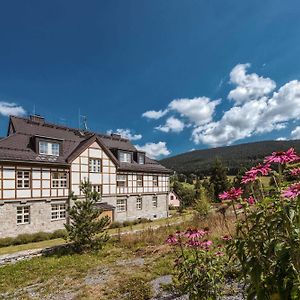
[
  {"xmin": 109, "ymin": 222, "xmax": 123, "ymax": 229},
  {"xmin": 31, "ymin": 232, "xmax": 51, "ymax": 243},
  {"xmin": 50, "ymin": 229, "xmax": 67, "ymax": 239},
  {"xmin": 119, "ymin": 277, "xmax": 152, "ymax": 300},
  {"xmin": 123, "ymin": 220, "xmax": 134, "ymax": 227},
  {"xmin": 0, "ymin": 237, "xmax": 14, "ymax": 247},
  {"xmin": 12, "ymin": 233, "xmax": 34, "ymax": 245}
]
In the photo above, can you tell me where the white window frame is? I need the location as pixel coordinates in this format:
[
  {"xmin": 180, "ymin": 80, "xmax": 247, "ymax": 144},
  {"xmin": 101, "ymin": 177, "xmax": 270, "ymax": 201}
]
[
  {"xmin": 89, "ymin": 158, "xmax": 102, "ymax": 173},
  {"xmin": 119, "ymin": 151, "xmax": 132, "ymax": 163},
  {"xmin": 152, "ymin": 196, "xmax": 158, "ymax": 208},
  {"xmin": 116, "ymin": 199, "xmax": 127, "ymax": 212},
  {"xmin": 17, "ymin": 206, "xmax": 30, "ymax": 224},
  {"xmin": 153, "ymin": 175, "xmax": 159, "ymax": 187},
  {"xmin": 136, "ymin": 197, "xmax": 142, "ymax": 210},
  {"xmin": 92, "ymin": 184, "xmax": 102, "ymax": 194},
  {"xmin": 51, "ymin": 203, "xmax": 66, "ymax": 220},
  {"xmin": 39, "ymin": 141, "xmax": 60, "ymax": 156},
  {"xmin": 52, "ymin": 172, "xmax": 68, "ymax": 188},
  {"xmin": 17, "ymin": 170, "xmax": 31, "ymax": 189},
  {"xmin": 137, "ymin": 175, "xmax": 143, "ymax": 187},
  {"xmin": 137, "ymin": 153, "xmax": 145, "ymax": 164},
  {"xmin": 117, "ymin": 174, "xmax": 127, "ymax": 187}
]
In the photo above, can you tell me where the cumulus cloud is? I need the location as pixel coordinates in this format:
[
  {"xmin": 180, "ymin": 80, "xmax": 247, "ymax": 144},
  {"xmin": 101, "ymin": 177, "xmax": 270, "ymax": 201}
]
[
  {"xmin": 168, "ymin": 97, "xmax": 221, "ymax": 125},
  {"xmin": 228, "ymin": 63, "xmax": 276, "ymax": 105},
  {"xmin": 291, "ymin": 126, "xmax": 300, "ymax": 140},
  {"xmin": 142, "ymin": 109, "xmax": 168, "ymax": 120},
  {"xmin": 107, "ymin": 128, "xmax": 142, "ymax": 141},
  {"xmin": 276, "ymin": 137, "xmax": 287, "ymax": 141},
  {"xmin": 0, "ymin": 102, "xmax": 26, "ymax": 117},
  {"xmin": 155, "ymin": 116, "xmax": 185, "ymax": 133},
  {"xmin": 135, "ymin": 141, "xmax": 170, "ymax": 159},
  {"xmin": 192, "ymin": 65, "xmax": 300, "ymax": 147}
]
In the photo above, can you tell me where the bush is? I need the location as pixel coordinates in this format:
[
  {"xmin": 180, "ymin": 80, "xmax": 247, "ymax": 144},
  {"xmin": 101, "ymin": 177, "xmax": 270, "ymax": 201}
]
[
  {"xmin": 31, "ymin": 232, "xmax": 51, "ymax": 243},
  {"xmin": 0, "ymin": 237, "xmax": 14, "ymax": 247},
  {"xmin": 109, "ymin": 222, "xmax": 123, "ymax": 229},
  {"xmin": 119, "ymin": 277, "xmax": 152, "ymax": 300},
  {"xmin": 123, "ymin": 220, "xmax": 134, "ymax": 227},
  {"xmin": 50, "ymin": 229, "xmax": 67, "ymax": 239}
]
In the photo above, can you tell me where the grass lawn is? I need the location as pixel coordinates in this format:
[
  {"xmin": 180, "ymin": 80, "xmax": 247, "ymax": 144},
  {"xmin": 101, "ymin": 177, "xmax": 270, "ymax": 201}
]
[
  {"xmin": 0, "ymin": 211, "xmax": 232, "ymax": 300},
  {"xmin": 0, "ymin": 211, "xmax": 193, "ymax": 256}
]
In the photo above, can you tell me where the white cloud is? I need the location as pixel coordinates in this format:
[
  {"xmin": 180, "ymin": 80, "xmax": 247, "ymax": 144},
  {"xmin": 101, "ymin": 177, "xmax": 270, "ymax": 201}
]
[
  {"xmin": 291, "ymin": 126, "xmax": 300, "ymax": 140},
  {"xmin": 276, "ymin": 137, "xmax": 287, "ymax": 141},
  {"xmin": 142, "ymin": 109, "xmax": 168, "ymax": 120},
  {"xmin": 228, "ymin": 63, "xmax": 276, "ymax": 105},
  {"xmin": 168, "ymin": 97, "xmax": 221, "ymax": 125},
  {"xmin": 107, "ymin": 128, "xmax": 142, "ymax": 141},
  {"xmin": 0, "ymin": 102, "xmax": 26, "ymax": 117},
  {"xmin": 191, "ymin": 64, "xmax": 300, "ymax": 147},
  {"xmin": 155, "ymin": 116, "xmax": 185, "ymax": 133},
  {"xmin": 135, "ymin": 141, "xmax": 170, "ymax": 159}
]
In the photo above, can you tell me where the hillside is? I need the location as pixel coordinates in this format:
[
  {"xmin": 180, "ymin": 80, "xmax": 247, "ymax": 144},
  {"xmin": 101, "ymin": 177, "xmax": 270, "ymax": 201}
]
[{"xmin": 160, "ymin": 140, "xmax": 300, "ymax": 176}]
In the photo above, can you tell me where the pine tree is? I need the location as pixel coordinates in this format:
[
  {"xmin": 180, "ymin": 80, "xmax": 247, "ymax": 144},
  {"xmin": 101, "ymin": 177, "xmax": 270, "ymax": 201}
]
[
  {"xmin": 65, "ymin": 180, "xmax": 110, "ymax": 252},
  {"xmin": 209, "ymin": 158, "xmax": 230, "ymax": 202}
]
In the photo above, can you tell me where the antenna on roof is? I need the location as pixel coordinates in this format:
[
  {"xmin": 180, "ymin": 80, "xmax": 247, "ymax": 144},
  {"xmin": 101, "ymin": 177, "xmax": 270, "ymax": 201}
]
[
  {"xmin": 33, "ymin": 105, "xmax": 36, "ymax": 116},
  {"xmin": 78, "ymin": 108, "xmax": 88, "ymax": 131}
]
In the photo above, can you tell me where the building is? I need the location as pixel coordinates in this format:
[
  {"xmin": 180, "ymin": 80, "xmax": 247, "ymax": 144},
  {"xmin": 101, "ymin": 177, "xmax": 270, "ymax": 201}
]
[
  {"xmin": 0, "ymin": 115, "xmax": 171, "ymax": 238},
  {"xmin": 168, "ymin": 191, "xmax": 181, "ymax": 208}
]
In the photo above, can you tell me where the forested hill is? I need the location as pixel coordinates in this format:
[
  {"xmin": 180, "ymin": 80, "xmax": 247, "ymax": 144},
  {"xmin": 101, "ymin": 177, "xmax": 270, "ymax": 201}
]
[{"xmin": 160, "ymin": 140, "xmax": 300, "ymax": 176}]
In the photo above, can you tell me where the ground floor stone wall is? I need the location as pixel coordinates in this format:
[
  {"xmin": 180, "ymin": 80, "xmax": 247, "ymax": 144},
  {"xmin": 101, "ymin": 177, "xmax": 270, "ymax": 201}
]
[{"xmin": 0, "ymin": 193, "xmax": 169, "ymax": 238}]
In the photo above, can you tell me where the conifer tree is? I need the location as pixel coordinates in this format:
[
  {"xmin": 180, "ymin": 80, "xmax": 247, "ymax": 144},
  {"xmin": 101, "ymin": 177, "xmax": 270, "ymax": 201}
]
[
  {"xmin": 65, "ymin": 180, "xmax": 110, "ymax": 252},
  {"xmin": 209, "ymin": 158, "xmax": 230, "ymax": 201}
]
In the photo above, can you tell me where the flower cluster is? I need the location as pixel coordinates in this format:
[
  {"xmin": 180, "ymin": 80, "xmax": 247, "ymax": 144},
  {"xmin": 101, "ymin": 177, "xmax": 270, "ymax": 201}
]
[
  {"xmin": 264, "ymin": 148, "xmax": 300, "ymax": 165},
  {"xmin": 281, "ymin": 183, "xmax": 300, "ymax": 199},
  {"xmin": 290, "ymin": 167, "xmax": 300, "ymax": 177},
  {"xmin": 241, "ymin": 163, "xmax": 271, "ymax": 184},
  {"xmin": 219, "ymin": 187, "xmax": 243, "ymax": 201},
  {"xmin": 166, "ymin": 228, "xmax": 214, "ymax": 251}
]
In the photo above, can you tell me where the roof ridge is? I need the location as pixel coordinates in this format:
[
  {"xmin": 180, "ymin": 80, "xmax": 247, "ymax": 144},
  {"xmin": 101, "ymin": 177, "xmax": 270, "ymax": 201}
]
[{"xmin": 10, "ymin": 115, "xmax": 130, "ymax": 142}]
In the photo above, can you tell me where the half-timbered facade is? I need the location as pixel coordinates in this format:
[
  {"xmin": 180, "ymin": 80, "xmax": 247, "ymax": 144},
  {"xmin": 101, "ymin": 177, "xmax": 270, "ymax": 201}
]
[{"xmin": 0, "ymin": 115, "xmax": 171, "ymax": 238}]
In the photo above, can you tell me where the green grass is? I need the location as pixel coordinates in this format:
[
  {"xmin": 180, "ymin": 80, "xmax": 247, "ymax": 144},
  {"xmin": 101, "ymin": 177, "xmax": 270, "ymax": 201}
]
[{"xmin": 0, "ymin": 211, "xmax": 193, "ymax": 256}]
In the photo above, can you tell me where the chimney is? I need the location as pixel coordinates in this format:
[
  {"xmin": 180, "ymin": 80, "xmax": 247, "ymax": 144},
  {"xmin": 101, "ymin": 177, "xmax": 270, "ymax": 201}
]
[
  {"xmin": 30, "ymin": 115, "xmax": 45, "ymax": 124},
  {"xmin": 111, "ymin": 133, "xmax": 122, "ymax": 139}
]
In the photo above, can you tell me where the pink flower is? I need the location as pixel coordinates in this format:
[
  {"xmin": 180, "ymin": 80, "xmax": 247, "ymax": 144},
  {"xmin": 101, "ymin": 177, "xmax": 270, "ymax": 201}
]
[
  {"xmin": 241, "ymin": 172, "xmax": 257, "ymax": 184},
  {"xmin": 249, "ymin": 164, "xmax": 271, "ymax": 176},
  {"xmin": 221, "ymin": 235, "xmax": 232, "ymax": 241},
  {"xmin": 290, "ymin": 168, "xmax": 300, "ymax": 177},
  {"xmin": 219, "ymin": 187, "xmax": 243, "ymax": 201},
  {"xmin": 246, "ymin": 196, "xmax": 256, "ymax": 205},
  {"xmin": 200, "ymin": 240, "xmax": 213, "ymax": 250},
  {"xmin": 281, "ymin": 183, "xmax": 300, "ymax": 199},
  {"xmin": 264, "ymin": 148, "xmax": 300, "ymax": 165},
  {"xmin": 185, "ymin": 228, "xmax": 206, "ymax": 239},
  {"xmin": 187, "ymin": 239, "xmax": 202, "ymax": 248},
  {"xmin": 166, "ymin": 234, "xmax": 178, "ymax": 245},
  {"xmin": 215, "ymin": 251, "xmax": 224, "ymax": 257}
]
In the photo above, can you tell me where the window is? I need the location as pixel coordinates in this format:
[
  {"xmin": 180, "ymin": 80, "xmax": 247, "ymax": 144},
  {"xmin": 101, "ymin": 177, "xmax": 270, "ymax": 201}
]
[
  {"xmin": 52, "ymin": 172, "xmax": 68, "ymax": 188},
  {"xmin": 17, "ymin": 206, "xmax": 30, "ymax": 224},
  {"xmin": 51, "ymin": 203, "xmax": 66, "ymax": 220},
  {"xmin": 152, "ymin": 196, "xmax": 158, "ymax": 208},
  {"xmin": 39, "ymin": 141, "xmax": 60, "ymax": 156},
  {"xmin": 137, "ymin": 175, "xmax": 143, "ymax": 187},
  {"xmin": 89, "ymin": 158, "xmax": 101, "ymax": 173},
  {"xmin": 137, "ymin": 153, "xmax": 145, "ymax": 164},
  {"xmin": 17, "ymin": 170, "xmax": 31, "ymax": 188},
  {"xmin": 92, "ymin": 184, "xmax": 102, "ymax": 194},
  {"xmin": 136, "ymin": 197, "xmax": 142, "ymax": 210},
  {"xmin": 119, "ymin": 151, "xmax": 132, "ymax": 163},
  {"xmin": 117, "ymin": 174, "xmax": 127, "ymax": 187},
  {"xmin": 170, "ymin": 195, "xmax": 174, "ymax": 200},
  {"xmin": 116, "ymin": 199, "xmax": 127, "ymax": 212},
  {"xmin": 153, "ymin": 175, "xmax": 159, "ymax": 187}
]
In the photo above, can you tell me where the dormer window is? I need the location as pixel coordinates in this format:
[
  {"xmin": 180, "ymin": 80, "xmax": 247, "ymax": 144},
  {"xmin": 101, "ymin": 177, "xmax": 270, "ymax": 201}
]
[
  {"xmin": 39, "ymin": 141, "xmax": 60, "ymax": 156},
  {"xmin": 137, "ymin": 153, "xmax": 145, "ymax": 164},
  {"xmin": 119, "ymin": 151, "xmax": 132, "ymax": 163}
]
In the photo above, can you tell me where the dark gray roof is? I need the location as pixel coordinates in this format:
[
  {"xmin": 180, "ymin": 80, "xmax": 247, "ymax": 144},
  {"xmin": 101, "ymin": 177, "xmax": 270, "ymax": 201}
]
[{"xmin": 0, "ymin": 116, "xmax": 171, "ymax": 173}]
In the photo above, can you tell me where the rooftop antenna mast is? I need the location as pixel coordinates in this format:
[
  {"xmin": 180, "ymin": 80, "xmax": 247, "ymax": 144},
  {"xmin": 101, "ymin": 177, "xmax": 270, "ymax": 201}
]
[{"xmin": 78, "ymin": 109, "xmax": 88, "ymax": 131}]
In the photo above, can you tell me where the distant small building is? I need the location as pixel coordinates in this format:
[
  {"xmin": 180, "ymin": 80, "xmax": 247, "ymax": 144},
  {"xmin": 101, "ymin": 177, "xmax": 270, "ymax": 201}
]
[{"xmin": 168, "ymin": 191, "xmax": 181, "ymax": 208}]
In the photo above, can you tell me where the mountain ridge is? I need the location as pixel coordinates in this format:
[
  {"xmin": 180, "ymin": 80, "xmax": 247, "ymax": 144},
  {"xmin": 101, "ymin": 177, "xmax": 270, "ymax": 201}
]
[{"xmin": 160, "ymin": 139, "xmax": 300, "ymax": 176}]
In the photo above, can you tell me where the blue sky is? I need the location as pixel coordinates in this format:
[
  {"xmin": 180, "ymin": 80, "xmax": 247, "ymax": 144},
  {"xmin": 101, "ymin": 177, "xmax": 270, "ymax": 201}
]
[{"xmin": 0, "ymin": 0, "xmax": 300, "ymax": 159}]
